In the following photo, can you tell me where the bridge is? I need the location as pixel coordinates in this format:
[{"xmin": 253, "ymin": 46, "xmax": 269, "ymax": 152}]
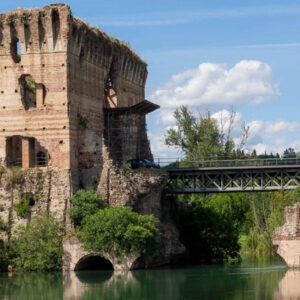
[{"xmin": 155, "ymin": 158, "xmax": 300, "ymax": 194}]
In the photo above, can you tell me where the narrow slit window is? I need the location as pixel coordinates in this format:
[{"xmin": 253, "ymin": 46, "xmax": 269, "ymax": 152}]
[
  {"xmin": 11, "ymin": 39, "xmax": 21, "ymax": 63},
  {"xmin": 16, "ymin": 41, "xmax": 21, "ymax": 62}
]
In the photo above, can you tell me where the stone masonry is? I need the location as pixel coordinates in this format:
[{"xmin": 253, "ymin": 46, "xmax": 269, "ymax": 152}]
[
  {"xmin": 273, "ymin": 202, "xmax": 300, "ymax": 267},
  {"xmin": 0, "ymin": 4, "xmax": 156, "ymax": 188},
  {"xmin": 0, "ymin": 4, "xmax": 185, "ymax": 271}
]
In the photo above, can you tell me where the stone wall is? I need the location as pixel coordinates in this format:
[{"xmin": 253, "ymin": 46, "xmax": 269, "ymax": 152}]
[
  {"xmin": 0, "ymin": 5, "xmax": 71, "ymax": 169},
  {"xmin": 97, "ymin": 163, "xmax": 185, "ymax": 269},
  {"xmin": 273, "ymin": 202, "xmax": 300, "ymax": 267},
  {"xmin": 0, "ymin": 4, "xmax": 152, "ymax": 182},
  {"xmin": 0, "ymin": 166, "xmax": 73, "ymax": 242}
]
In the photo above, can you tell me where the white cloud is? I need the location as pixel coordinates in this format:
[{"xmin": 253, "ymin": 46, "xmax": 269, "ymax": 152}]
[
  {"xmin": 148, "ymin": 131, "xmax": 181, "ymax": 159},
  {"xmin": 150, "ymin": 108, "xmax": 300, "ymax": 158},
  {"xmin": 247, "ymin": 120, "xmax": 300, "ymax": 144},
  {"xmin": 151, "ymin": 60, "xmax": 279, "ymax": 122}
]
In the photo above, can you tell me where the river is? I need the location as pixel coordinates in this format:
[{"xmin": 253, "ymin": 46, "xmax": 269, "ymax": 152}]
[{"xmin": 0, "ymin": 256, "xmax": 294, "ymax": 299}]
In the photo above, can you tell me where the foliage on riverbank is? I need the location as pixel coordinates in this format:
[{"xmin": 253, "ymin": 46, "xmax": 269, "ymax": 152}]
[
  {"xmin": 10, "ymin": 212, "xmax": 63, "ymax": 271},
  {"xmin": 69, "ymin": 189, "xmax": 106, "ymax": 227},
  {"xmin": 79, "ymin": 206, "xmax": 161, "ymax": 258},
  {"xmin": 166, "ymin": 106, "xmax": 300, "ymax": 260}
]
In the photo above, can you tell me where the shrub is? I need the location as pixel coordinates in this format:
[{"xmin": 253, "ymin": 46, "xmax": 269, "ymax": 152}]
[
  {"xmin": 79, "ymin": 207, "xmax": 160, "ymax": 258},
  {"xmin": 16, "ymin": 198, "xmax": 31, "ymax": 218},
  {"xmin": 69, "ymin": 189, "xmax": 105, "ymax": 227},
  {"xmin": 12, "ymin": 212, "xmax": 63, "ymax": 271}
]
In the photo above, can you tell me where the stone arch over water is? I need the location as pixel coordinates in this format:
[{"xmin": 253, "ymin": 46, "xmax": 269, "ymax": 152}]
[
  {"xmin": 63, "ymin": 238, "xmax": 141, "ymax": 271},
  {"xmin": 74, "ymin": 254, "xmax": 113, "ymax": 271}
]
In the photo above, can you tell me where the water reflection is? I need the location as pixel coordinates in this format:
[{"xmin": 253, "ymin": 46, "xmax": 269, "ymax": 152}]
[
  {"xmin": 0, "ymin": 272, "xmax": 63, "ymax": 299},
  {"xmin": 64, "ymin": 262, "xmax": 287, "ymax": 300},
  {"xmin": 0, "ymin": 257, "xmax": 293, "ymax": 300},
  {"xmin": 274, "ymin": 269, "xmax": 300, "ymax": 299}
]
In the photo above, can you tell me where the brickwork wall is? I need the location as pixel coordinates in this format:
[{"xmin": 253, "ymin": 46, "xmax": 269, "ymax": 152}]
[
  {"xmin": 0, "ymin": 5, "xmax": 71, "ymax": 169},
  {"xmin": 0, "ymin": 4, "xmax": 151, "ymax": 181}
]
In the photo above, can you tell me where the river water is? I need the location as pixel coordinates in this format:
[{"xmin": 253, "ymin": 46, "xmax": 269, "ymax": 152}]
[{"xmin": 0, "ymin": 256, "xmax": 295, "ymax": 299}]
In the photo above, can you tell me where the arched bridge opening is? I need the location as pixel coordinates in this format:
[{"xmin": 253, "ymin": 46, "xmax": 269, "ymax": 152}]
[{"xmin": 74, "ymin": 255, "xmax": 113, "ymax": 271}]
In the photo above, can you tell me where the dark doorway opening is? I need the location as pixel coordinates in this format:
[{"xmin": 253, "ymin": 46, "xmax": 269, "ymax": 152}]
[{"xmin": 74, "ymin": 256, "xmax": 113, "ymax": 271}]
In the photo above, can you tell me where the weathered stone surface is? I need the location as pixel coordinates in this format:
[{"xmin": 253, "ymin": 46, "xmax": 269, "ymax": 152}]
[
  {"xmin": 63, "ymin": 237, "xmax": 140, "ymax": 271},
  {"xmin": 0, "ymin": 4, "xmax": 184, "ymax": 271},
  {"xmin": 0, "ymin": 167, "xmax": 73, "ymax": 242},
  {"xmin": 273, "ymin": 202, "xmax": 300, "ymax": 267}
]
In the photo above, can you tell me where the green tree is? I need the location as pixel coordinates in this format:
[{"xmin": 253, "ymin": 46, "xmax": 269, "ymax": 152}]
[
  {"xmin": 79, "ymin": 207, "xmax": 160, "ymax": 258},
  {"xmin": 173, "ymin": 198, "xmax": 240, "ymax": 262},
  {"xmin": 12, "ymin": 212, "xmax": 63, "ymax": 271},
  {"xmin": 165, "ymin": 106, "xmax": 225, "ymax": 160},
  {"xmin": 69, "ymin": 189, "xmax": 105, "ymax": 227}
]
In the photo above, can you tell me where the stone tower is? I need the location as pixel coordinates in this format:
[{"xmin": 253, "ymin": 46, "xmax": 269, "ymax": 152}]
[{"xmin": 0, "ymin": 4, "xmax": 158, "ymax": 189}]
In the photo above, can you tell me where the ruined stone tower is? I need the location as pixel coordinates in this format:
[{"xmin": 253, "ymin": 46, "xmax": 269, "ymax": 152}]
[
  {"xmin": 0, "ymin": 4, "xmax": 158, "ymax": 188},
  {"xmin": 0, "ymin": 5, "xmax": 185, "ymax": 268}
]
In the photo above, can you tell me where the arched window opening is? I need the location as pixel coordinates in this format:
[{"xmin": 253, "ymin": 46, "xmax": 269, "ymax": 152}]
[
  {"xmin": 11, "ymin": 38, "xmax": 21, "ymax": 63},
  {"xmin": 19, "ymin": 74, "xmax": 37, "ymax": 110},
  {"xmin": 6, "ymin": 136, "xmax": 22, "ymax": 167},
  {"xmin": 74, "ymin": 256, "xmax": 113, "ymax": 271},
  {"xmin": 51, "ymin": 9, "xmax": 60, "ymax": 50},
  {"xmin": 37, "ymin": 151, "xmax": 47, "ymax": 167}
]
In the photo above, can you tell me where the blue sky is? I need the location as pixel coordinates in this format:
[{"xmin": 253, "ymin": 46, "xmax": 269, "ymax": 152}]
[{"xmin": 2, "ymin": 1, "xmax": 300, "ymax": 158}]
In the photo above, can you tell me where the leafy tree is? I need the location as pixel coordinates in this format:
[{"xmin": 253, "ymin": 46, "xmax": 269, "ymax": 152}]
[
  {"xmin": 12, "ymin": 212, "xmax": 63, "ymax": 271},
  {"xmin": 205, "ymin": 193, "xmax": 250, "ymax": 233},
  {"xmin": 165, "ymin": 106, "xmax": 250, "ymax": 161},
  {"xmin": 79, "ymin": 207, "xmax": 160, "ymax": 258},
  {"xmin": 69, "ymin": 189, "xmax": 106, "ymax": 227},
  {"xmin": 165, "ymin": 106, "xmax": 224, "ymax": 160},
  {"xmin": 173, "ymin": 198, "xmax": 240, "ymax": 262},
  {"xmin": 283, "ymin": 147, "xmax": 296, "ymax": 158}
]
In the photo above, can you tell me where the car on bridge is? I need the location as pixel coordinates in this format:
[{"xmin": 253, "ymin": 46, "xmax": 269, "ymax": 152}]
[{"xmin": 127, "ymin": 159, "xmax": 160, "ymax": 170}]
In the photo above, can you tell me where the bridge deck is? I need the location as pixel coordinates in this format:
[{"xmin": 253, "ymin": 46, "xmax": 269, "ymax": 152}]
[{"xmin": 163, "ymin": 159, "xmax": 300, "ymax": 194}]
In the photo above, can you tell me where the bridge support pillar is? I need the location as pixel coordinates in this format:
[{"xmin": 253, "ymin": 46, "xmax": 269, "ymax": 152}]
[{"xmin": 273, "ymin": 203, "xmax": 300, "ymax": 267}]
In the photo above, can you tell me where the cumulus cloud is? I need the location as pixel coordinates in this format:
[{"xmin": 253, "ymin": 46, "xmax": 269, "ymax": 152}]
[
  {"xmin": 150, "ymin": 108, "xmax": 300, "ymax": 158},
  {"xmin": 150, "ymin": 60, "xmax": 280, "ymax": 116},
  {"xmin": 247, "ymin": 120, "xmax": 300, "ymax": 145}
]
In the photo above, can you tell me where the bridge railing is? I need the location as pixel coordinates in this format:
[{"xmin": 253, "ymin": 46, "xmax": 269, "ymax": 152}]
[{"xmin": 154, "ymin": 157, "xmax": 300, "ymax": 169}]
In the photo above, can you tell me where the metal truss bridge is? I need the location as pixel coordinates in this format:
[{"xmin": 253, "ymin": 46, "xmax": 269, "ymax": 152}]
[{"xmin": 155, "ymin": 158, "xmax": 300, "ymax": 194}]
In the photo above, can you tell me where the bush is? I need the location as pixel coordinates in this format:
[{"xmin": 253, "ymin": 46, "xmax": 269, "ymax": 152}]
[
  {"xmin": 69, "ymin": 189, "xmax": 105, "ymax": 227},
  {"xmin": 16, "ymin": 198, "xmax": 31, "ymax": 218},
  {"xmin": 78, "ymin": 207, "xmax": 160, "ymax": 258},
  {"xmin": 12, "ymin": 212, "xmax": 63, "ymax": 271}
]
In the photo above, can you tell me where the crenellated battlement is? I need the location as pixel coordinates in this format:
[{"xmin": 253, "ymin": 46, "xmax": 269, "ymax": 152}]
[
  {"xmin": 69, "ymin": 17, "xmax": 147, "ymax": 87},
  {"xmin": 0, "ymin": 4, "xmax": 71, "ymax": 56},
  {"xmin": 0, "ymin": 4, "xmax": 147, "ymax": 87}
]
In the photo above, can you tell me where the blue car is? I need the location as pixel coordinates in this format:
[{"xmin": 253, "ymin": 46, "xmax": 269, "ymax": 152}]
[{"xmin": 127, "ymin": 159, "xmax": 160, "ymax": 169}]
